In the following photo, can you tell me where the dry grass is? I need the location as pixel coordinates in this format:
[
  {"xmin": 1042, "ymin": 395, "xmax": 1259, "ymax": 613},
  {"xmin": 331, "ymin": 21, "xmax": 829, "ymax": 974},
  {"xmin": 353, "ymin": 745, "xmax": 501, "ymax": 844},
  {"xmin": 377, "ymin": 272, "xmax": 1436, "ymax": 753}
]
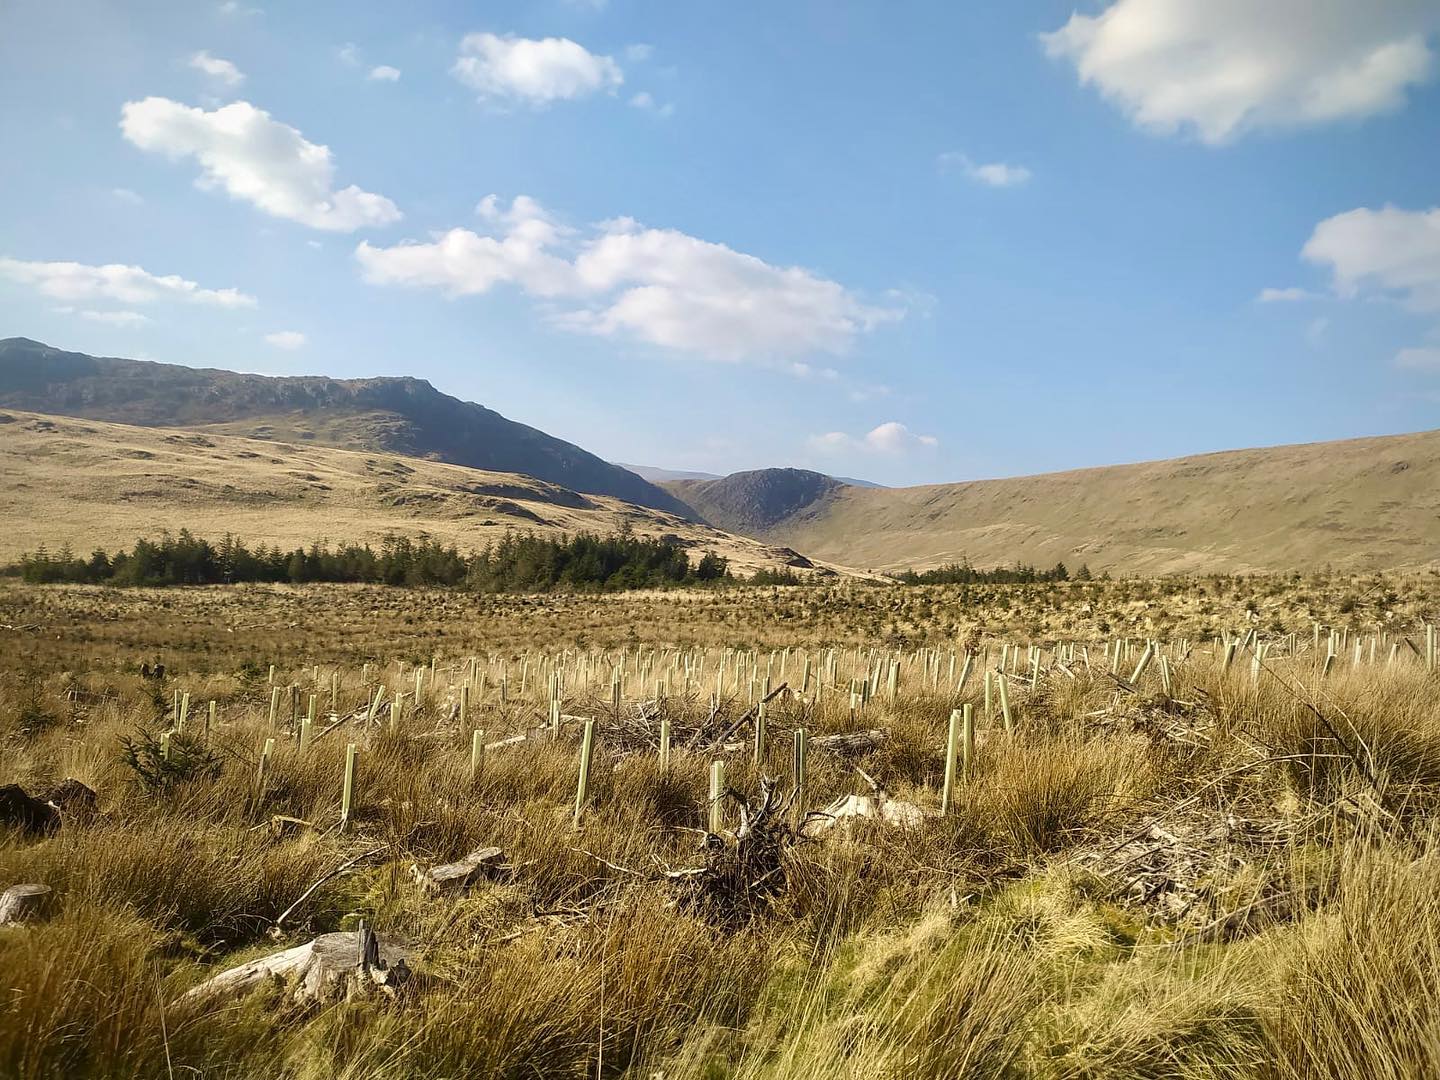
[
  {"xmin": 690, "ymin": 427, "xmax": 1440, "ymax": 575},
  {"xmin": 0, "ymin": 409, "xmax": 842, "ymax": 577},
  {"xmin": 2, "ymin": 580, "xmax": 1440, "ymax": 1077}
]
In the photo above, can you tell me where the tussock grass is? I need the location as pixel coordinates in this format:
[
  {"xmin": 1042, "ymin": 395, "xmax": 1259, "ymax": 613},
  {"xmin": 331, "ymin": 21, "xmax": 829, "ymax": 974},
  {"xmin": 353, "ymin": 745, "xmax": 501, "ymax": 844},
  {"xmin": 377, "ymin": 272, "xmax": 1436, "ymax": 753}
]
[{"xmin": 3, "ymin": 581, "xmax": 1440, "ymax": 1077}]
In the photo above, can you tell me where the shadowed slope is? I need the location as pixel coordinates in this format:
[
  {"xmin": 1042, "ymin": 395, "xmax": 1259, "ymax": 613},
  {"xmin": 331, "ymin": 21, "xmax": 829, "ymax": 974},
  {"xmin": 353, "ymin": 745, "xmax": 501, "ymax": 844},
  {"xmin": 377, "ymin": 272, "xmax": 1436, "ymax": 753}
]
[
  {"xmin": 0, "ymin": 409, "xmax": 848, "ymax": 576},
  {"xmin": 669, "ymin": 434, "xmax": 1440, "ymax": 575},
  {"xmin": 0, "ymin": 338, "xmax": 692, "ymax": 517}
]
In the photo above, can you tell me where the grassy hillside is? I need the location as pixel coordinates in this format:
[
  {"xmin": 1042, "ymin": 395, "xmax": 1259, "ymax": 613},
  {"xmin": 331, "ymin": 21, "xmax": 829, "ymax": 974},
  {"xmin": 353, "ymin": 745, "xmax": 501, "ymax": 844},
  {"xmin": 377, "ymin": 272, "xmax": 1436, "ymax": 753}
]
[
  {"xmin": 667, "ymin": 468, "xmax": 845, "ymax": 536},
  {"xmin": 0, "ymin": 410, "xmax": 840, "ymax": 577},
  {"xmin": 668, "ymin": 432, "xmax": 1440, "ymax": 574},
  {"xmin": 0, "ymin": 338, "xmax": 690, "ymax": 517}
]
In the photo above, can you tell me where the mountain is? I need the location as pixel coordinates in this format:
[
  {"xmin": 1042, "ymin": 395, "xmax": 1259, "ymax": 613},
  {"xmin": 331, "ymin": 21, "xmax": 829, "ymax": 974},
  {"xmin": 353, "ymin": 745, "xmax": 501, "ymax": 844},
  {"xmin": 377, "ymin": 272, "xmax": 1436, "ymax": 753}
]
[
  {"xmin": 0, "ymin": 409, "xmax": 849, "ymax": 577},
  {"xmin": 621, "ymin": 461, "xmax": 883, "ymax": 489},
  {"xmin": 666, "ymin": 469, "xmax": 845, "ymax": 537},
  {"xmin": 0, "ymin": 338, "xmax": 691, "ymax": 518},
  {"xmin": 663, "ymin": 434, "xmax": 1440, "ymax": 574},
  {"xmin": 614, "ymin": 463, "xmax": 723, "ymax": 484}
]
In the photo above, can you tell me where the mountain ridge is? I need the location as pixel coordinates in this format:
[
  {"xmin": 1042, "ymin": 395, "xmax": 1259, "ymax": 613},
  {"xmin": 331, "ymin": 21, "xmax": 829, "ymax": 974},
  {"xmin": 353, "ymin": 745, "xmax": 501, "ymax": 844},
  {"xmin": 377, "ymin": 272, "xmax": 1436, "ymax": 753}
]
[
  {"xmin": 664, "ymin": 432, "xmax": 1440, "ymax": 574},
  {"xmin": 0, "ymin": 337, "xmax": 692, "ymax": 518},
  {"xmin": 0, "ymin": 408, "xmax": 852, "ymax": 577}
]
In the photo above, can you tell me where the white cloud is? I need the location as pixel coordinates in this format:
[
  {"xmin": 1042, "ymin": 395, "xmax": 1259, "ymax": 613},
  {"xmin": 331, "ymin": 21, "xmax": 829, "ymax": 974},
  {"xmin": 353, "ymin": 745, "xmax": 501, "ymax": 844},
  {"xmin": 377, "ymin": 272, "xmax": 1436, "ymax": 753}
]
[
  {"xmin": 111, "ymin": 187, "xmax": 144, "ymax": 205},
  {"xmin": 80, "ymin": 309, "xmax": 150, "ymax": 327},
  {"xmin": 568, "ymin": 221, "xmax": 899, "ymax": 360},
  {"xmin": 1257, "ymin": 286, "xmax": 1318, "ymax": 303},
  {"xmin": 0, "ymin": 256, "xmax": 255, "ymax": 307},
  {"xmin": 629, "ymin": 91, "xmax": 675, "ymax": 117},
  {"xmin": 337, "ymin": 43, "xmax": 361, "ymax": 67},
  {"xmin": 1301, "ymin": 206, "xmax": 1440, "ymax": 310},
  {"xmin": 1397, "ymin": 346, "xmax": 1440, "ymax": 371},
  {"xmin": 263, "ymin": 330, "xmax": 306, "ymax": 349},
  {"xmin": 368, "ymin": 65, "xmax": 401, "ymax": 82},
  {"xmin": 218, "ymin": 1, "xmax": 262, "ymax": 16},
  {"xmin": 939, "ymin": 152, "xmax": 1031, "ymax": 187},
  {"xmin": 968, "ymin": 162, "xmax": 1031, "ymax": 188},
  {"xmin": 357, "ymin": 195, "xmax": 902, "ymax": 361},
  {"xmin": 120, "ymin": 97, "xmax": 402, "ymax": 232},
  {"xmin": 452, "ymin": 32, "xmax": 623, "ymax": 105},
  {"xmin": 624, "ymin": 43, "xmax": 654, "ymax": 63},
  {"xmin": 358, "ymin": 195, "xmax": 575, "ymax": 297},
  {"xmin": 189, "ymin": 50, "xmax": 245, "ymax": 87},
  {"xmin": 1042, "ymin": 0, "xmax": 1440, "ymax": 144},
  {"xmin": 809, "ymin": 422, "xmax": 939, "ymax": 456}
]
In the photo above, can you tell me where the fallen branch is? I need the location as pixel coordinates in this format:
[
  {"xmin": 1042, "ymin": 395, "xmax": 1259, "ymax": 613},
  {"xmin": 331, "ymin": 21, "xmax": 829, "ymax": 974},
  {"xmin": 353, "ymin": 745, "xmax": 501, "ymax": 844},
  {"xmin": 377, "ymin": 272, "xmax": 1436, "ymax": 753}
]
[
  {"xmin": 273, "ymin": 847, "xmax": 384, "ymax": 931},
  {"xmin": 705, "ymin": 683, "xmax": 789, "ymax": 750}
]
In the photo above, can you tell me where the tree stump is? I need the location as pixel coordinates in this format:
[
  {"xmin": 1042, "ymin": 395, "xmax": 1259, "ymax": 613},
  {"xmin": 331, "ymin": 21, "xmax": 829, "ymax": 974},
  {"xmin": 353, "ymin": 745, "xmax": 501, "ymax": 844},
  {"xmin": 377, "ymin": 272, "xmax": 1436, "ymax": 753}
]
[
  {"xmin": 0, "ymin": 780, "xmax": 96, "ymax": 836},
  {"xmin": 44, "ymin": 779, "xmax": 98, "ymax": 820},
  {"xmin": 801, "ymin": 793, "xmax": 926, "ymax": 836},
  {"xmin": 411, "ymin": 846, "xmax": 505, "ymax": 892},
  {"xmin": 0, "ymin": 786, "xmax": 58, "ymax": 835},
  {"xmin": 180, "ymin": 927, "xmax": 411, "ymax": 1006},
  {"xmin": 809, "ymin": 730, "xmax": 888, "ymax": 755},
  {"xmin": 0, "ymin": 884, "xmax": 53, "ymax": 925}
]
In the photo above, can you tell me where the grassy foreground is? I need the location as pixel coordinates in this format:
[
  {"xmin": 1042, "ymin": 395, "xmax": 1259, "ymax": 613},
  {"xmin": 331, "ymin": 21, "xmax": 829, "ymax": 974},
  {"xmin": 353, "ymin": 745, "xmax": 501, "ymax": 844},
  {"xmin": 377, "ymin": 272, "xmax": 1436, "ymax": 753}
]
[{"xmin": 3, "ymin": 579, "xmax": 1440, "ymax": 1078}]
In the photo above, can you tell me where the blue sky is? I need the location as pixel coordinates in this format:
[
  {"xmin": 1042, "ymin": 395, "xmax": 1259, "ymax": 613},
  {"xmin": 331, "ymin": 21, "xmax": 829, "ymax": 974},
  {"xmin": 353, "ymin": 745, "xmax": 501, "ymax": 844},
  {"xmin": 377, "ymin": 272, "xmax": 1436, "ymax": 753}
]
[{"xmin": 2, "ymin": 0, "xmax": 1438, "ymax": 486}]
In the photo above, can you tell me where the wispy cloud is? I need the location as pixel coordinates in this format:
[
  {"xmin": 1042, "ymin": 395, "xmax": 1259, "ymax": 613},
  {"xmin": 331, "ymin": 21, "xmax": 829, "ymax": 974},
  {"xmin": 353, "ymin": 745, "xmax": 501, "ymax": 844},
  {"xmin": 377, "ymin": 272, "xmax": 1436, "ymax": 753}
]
[
  {"xmin": 1256, "ymin": 286, "xmax": 1319, "ymax": 303},
  {"xmin": 938, "ymin": 152, "xmax": 1031, "ymax": 188},
  {"xmin": 0, "ymin": 256, "xmax": 255, "ymax": 307},
  {"xmin": 809, "ymin": 421, "xmax": 938, "ymax": 456},
  {"xmin": 263, "ymin": 330, "xmax": 306, "ymax": 349},
  {"xmin": 189, "ymin": 50, "xmax": 245, "ymax": 87}
]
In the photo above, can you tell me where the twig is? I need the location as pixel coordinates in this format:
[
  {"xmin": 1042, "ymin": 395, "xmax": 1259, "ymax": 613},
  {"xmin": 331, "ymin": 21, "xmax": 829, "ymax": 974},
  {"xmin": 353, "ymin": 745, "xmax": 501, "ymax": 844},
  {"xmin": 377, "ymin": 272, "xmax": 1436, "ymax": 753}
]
[
  {"xmin": 703, "ymin": 683, "xmax": 789, "ymax": 750},
  {"xmin": 273, "ymin": 846, "xmax": 384, "ymax": 930},
  {"xmin": 572, "ymin": 848, "xmax": 645, "ymax": 877}
]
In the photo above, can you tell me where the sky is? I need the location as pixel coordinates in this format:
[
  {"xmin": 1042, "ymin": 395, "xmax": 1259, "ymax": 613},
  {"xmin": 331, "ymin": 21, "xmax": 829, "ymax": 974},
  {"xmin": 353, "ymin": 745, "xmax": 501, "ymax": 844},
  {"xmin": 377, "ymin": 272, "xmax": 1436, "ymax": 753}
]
[{"xmin": 2, "ymin": 0, "xmax": 1438, "ymax": 487}]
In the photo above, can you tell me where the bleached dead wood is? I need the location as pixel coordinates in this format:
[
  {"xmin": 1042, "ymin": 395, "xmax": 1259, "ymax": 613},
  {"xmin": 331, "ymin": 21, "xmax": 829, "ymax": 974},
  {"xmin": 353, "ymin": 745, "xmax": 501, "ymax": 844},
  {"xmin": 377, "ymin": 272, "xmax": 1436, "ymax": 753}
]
[
  {"xmin": 801, "ymin": 794, "xmax": 927, "ymax": 836},
  {"xmin": 0, "ymin": 884, "xmax": 53, "ymax": 925},
  {"xmin": 411, "ymin": 846, "xmax": 505, "ymax": 892},
  {"xmin": 179, "ymin": 926, "xmax": 410, "ymax": 1006},
  {"xmin": 809, "ymin": 730, "xmax": 888, "ymax": 755}
]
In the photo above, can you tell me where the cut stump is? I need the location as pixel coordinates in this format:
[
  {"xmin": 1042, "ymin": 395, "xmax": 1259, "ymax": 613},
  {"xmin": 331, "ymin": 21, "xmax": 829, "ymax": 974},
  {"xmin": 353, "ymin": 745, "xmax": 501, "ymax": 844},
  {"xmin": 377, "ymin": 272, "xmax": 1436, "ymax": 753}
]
[
  {"xmin": 802, "ymin": 794, "xmax": 927, "ymax": 836},
  {"xmin": 0, "ymin": 780, "xmax": 97, "ymax": 836},
  {"xmin": 810, "ymin": 730, "xmax": 888, "ymax": 756},
  {"xmin": 180, "ymin": 926, "xmax": 411, "ymax": 1006},
  {"xmin": 0, "ymin": 884, "xmax": 53, "ymax": 925},
  {"xmin": 0, "ymin": 786, "xmax": 58, "ymax": 834}
]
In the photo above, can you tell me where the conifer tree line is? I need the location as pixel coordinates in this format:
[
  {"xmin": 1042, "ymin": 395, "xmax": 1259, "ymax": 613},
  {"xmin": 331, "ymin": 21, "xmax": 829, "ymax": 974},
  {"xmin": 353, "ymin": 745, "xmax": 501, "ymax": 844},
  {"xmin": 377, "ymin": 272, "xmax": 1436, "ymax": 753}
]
[
  {"xmin": 9, "ymin": 529, "xmax": 733, "ymax": 592},
  {"xmin": 890, "ymin": 559, "xmax": 1093, "ymax": 585}
]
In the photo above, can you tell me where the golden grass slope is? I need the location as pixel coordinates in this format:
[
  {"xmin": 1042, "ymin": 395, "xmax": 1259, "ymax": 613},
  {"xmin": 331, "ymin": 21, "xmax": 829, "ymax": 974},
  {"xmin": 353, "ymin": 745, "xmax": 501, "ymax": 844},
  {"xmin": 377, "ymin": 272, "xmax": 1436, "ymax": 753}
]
[
  {"xmin": 0, "ymin": 410, "xmax": 839, "ymax": 575},
  {"xmin": 757, "ymin": 430, "xmax": 1440, "ymax": 574}
]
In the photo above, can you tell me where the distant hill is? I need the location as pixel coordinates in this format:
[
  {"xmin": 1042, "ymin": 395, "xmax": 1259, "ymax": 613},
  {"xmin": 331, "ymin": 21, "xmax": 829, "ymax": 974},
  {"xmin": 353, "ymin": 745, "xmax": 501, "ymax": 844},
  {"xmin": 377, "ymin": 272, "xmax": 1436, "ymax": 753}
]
[
  {"xmin": 0, "ymin": 409, "xmax": 851, "ymax": 577},
  {"xmin": 0, "ymin": 337, "xmax": 691, "ymax": 518},
  {"xmin": 665, "ymin": 436, "xmax": 1440, "ymax": 575},
  {"xmin": 615, "ymin": 463, "xmax": 723, "ymax": 484},
  {"xmin": 666, "ymin": 469, "xmax": 846, "ymax": 537},
  {"xmin": 625, "ymin": 461, "xmax": 882, "ymax": 489}
]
